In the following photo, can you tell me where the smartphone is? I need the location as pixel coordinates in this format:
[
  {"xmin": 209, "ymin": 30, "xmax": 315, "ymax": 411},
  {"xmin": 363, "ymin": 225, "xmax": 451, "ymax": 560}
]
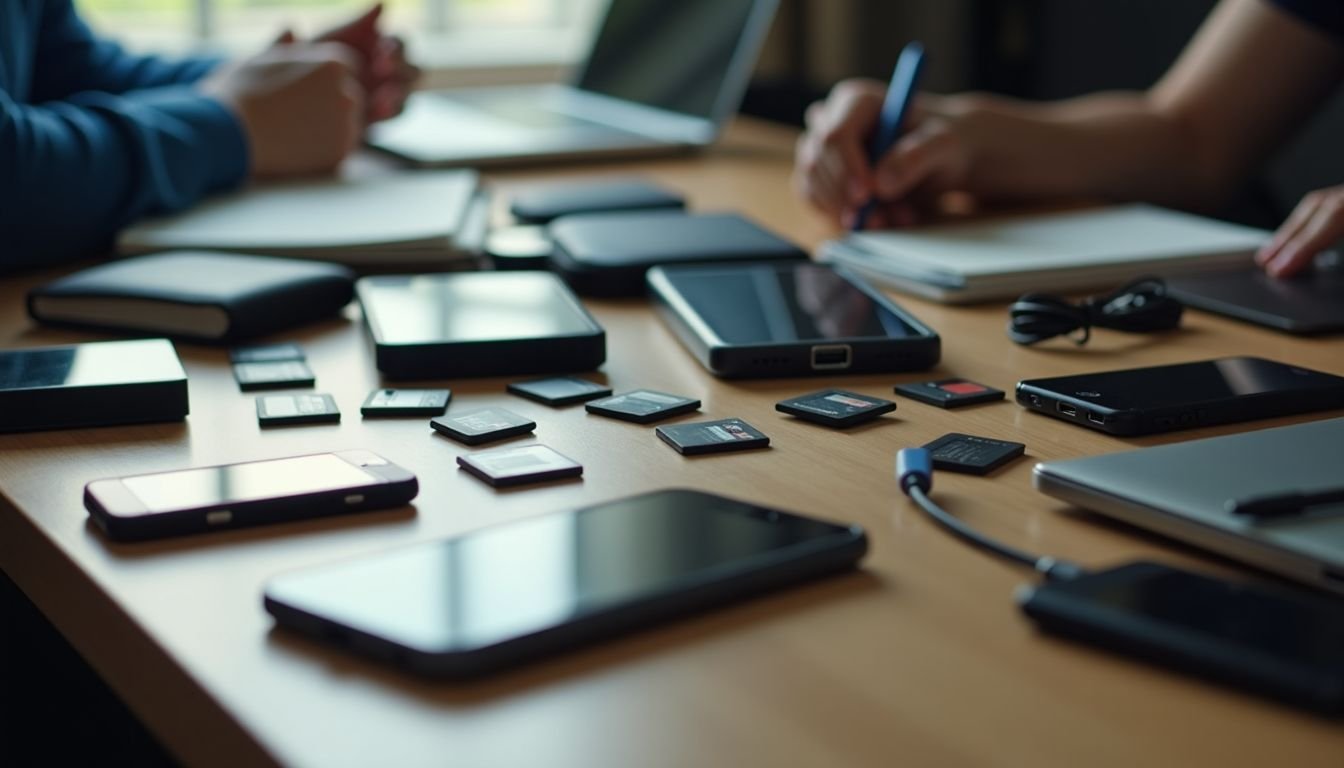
[
  {"xmin": 264, "ymin": 488, "xmax": 868, "ymax": 677},
  {"xmin": 1015, "ymin": 356, "xmax": 1344, "ymax": 435},
  {"xmin": 84, "ymin": 450, "xmax": 418, "ymax": 541},
  {"xmin": 647, "ymin": 261, "xmax": 940, "ymax": 378},
  {"xmin": 1017, "ymin": 561, "xmax": 1344, "ymax": 715}
]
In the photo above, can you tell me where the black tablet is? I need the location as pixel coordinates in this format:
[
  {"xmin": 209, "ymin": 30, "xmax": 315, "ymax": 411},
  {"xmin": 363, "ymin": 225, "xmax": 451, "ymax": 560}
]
[
  {"xmin": 264, "ymin": 488, "xmax": 867, "ymax": 678},
  {"xmin": 357, "ymin": 272, "xmax": 606, "ymax": 379},
  {"xmin": 647, "ymin": 262, "xmax": 940, "ymax": 378},
  {"xmin": 1165, "ymin": 267, "xmax": 1344, "ymax": 335}
]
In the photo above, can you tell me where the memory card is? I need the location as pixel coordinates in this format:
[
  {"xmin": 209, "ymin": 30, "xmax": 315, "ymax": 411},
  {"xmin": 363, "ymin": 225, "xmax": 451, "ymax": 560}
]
[
  {"xmin": 585, "ymin": 389, "xmax": 700, "ymax": 424},
  {"xmin": 776, "ymin": 389, "xmax": 896, "ymax": 428},
  {"xmin": 457, "ymin": 444, "xmax": 583, "ymax": 487},
  {"xmin": 430, "ymin": 408, "xmax": 536, "ymax": 445},
  {"xmin": 923, "ymin": 432, "xmax": 1025, "ymax": 475},
  {"xmin": 255, "ymin": 393, "xmax": 340, "ymax": 426},
  {"xmin": 229, "ymin": 343, "xmax": 306, "ymax": 364},
  {"xmin": 234, "ymin": 360, "xmax": 315, "ymax": 391},
  {"xmin": 361, "ymin": 388, "xmax": 451, "ymax": 417},
  {"xmin": 656, "ymin": 418, "xmax": 770, "ymax": 456},
  {"xmin": 507, "ymin": 376, "xmax": 612, "ymax": 406},
  {"xmin": 894, "ymin": 378, "xmax": 1004, "ymax": 408}
]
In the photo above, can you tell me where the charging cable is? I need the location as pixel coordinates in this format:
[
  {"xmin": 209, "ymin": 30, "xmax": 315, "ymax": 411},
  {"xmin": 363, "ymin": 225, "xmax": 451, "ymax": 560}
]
[
  {"xmin": 1007, "ymin": 276, "xmax": 1183, "ymax": 346},
  {"xmin": 896, "ymin": 448, "xmax": 1086, "ymax": 582}
]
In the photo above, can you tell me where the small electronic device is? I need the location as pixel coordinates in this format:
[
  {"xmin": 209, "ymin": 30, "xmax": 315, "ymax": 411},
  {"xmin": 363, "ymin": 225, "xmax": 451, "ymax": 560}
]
[
  {"xmin": 1016, "ymin": 356, "xmax": 1344, "ymax": 435},
  {"xmin": 1017, "ymin": 561, "xmax": 1344, "ymax": 715},
  {"xmin": 456, "ymin": 444, "xmax": 583, "ymax": 487},
  {"xmin": 263, "ymin": 488, "xmax": 868, "ymax": 677},
  {"xmin": 585, "ymin": 389, "xmax": 701, "ymax": 423},
  {"xmin": 361, "ymin": 388, "xmax": 451, "ymax": 417},
  {"xmin": 84, "ymin": 450, "xmax": 418, "ymax": 541},
  {"xmin": 256, "ymin": 394, "xmax": 340, "ymax": 426},
  {"xmin": 656, "ymin": 418, "xmax": 770, "ymax": 455},
  {"xmin": 509, "ymin": 179, "xmax": 685, "ymax": 224},
  {"xmin": 234, "ymin": 360, "xmax": 315, "ymax": 391},
  {"xmin": 483, "ymin": 226, "xmax": 553, "ymax": 270},
  {"xmin": 647, "ymin": 261, "xmax": 940, "ymax": 378},
  {"xmin": 430, "ymin": 408, "xmax": 536, "ymax": 445},
  {"xmin": 230, "ymin": 343, "xmax": 305, "ymax": 364},
  {"xmin": 775, "ymin": 389, "xmax": 895, "ymax": 428},
  {"xmin": 0, "ymin": 338, "xmax": 188, "ymax": 432},
  {"xmin": 923, "ymin": 433, "xmax": 1024, "ymax": 475},
  {"xmin": 357, "ymin": 272, "xmax": 606, "ymax": 380},
  {"xmin": 894, "ymin": 378, "xmax": 1004, "ymax": 408},
  {"xmin": 1166, "ymin": 265, "xmax": 1344, "ymax": 335},
  {"xmin": 507, "ymin": 377, "xmax": 612, "ymax": 406}
]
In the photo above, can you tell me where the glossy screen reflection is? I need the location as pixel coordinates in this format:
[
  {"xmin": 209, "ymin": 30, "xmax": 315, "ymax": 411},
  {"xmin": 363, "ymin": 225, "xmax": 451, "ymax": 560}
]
[
  {"xmin": 265, "ymin": 491, "xmax": 852, "ymax": 652},
  {"xmin": 1037, "ymin": 358, "xmax": 1344, "ymax": 410},
  {"xmin": 361, "ymin": 273, "xmax": 598, "ymax": 345},
  {"xmin": 122, "ymin": 454, "xmax": 376, "ymax": 514},
  {"xmin": 670, "ymin": 263, "xmax": 925, "ymax": 343}
]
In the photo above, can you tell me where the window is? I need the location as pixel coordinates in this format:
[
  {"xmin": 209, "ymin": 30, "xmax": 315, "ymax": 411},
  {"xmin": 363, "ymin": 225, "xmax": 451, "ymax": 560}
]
[{"xmin": 79, "ymin": 0, "xmax": 603, "ymax": 70}]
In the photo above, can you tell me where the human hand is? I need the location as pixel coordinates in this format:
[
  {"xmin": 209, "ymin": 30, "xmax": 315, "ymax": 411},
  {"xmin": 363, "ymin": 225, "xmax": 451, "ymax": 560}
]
[
  {"xmin": 1256, "ymin": 185, "xmax": 1344, "ymax": 278},
  {"xmin": 318, "ymin": 4, "xmax": 420, "ymax": 122},
  {"xmin": 202, "ymin": 38, "xmax": 363, "ymax": 177},
  {"xmin": 794, "ymin": 79, "xmax": 973, "ymax": 229}
]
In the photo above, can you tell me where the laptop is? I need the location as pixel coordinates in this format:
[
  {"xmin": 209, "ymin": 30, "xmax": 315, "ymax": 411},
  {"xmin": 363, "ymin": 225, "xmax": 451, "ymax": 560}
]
[
  {"xmin": 1033, "ymin": 417, "xmax": 1344, "ymax": 595},
  {"xmin": 1165, "ymin": 260, "xmax": 1344, "ymax": 335},
  {"xmin": 820, "ymin": 204, "xmax": 1270, "ymax": 303},
  {"xmin": 368, "ymin": 0, "xmax": 778, "ymax": 167}
]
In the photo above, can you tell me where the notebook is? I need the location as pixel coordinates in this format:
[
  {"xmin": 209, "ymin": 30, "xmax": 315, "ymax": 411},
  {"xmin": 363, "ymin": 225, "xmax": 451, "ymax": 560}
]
[
  {"xmin": 28, "ymin": 251, "xmax": 355, "ymax": 343},
  {"xmin": 366, "ymin": 0, "xmax": 778, "ymax": 168},
  {"xmin": 1033, "ymin": 417, "xmax": 1344, "ymax": 595},
  {"xmin": 820, "ymin": 204, "xmax": 1270, "ymax": 303},
  {"xmin": 118, "ymin": 170, "xmax": 481, "ymax": 266}
]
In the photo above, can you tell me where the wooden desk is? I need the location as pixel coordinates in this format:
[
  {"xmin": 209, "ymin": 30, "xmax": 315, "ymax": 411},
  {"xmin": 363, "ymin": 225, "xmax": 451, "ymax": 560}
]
[{"xmin": 2, "ymin": 120, "xmax": 1341, "ymax": 767}]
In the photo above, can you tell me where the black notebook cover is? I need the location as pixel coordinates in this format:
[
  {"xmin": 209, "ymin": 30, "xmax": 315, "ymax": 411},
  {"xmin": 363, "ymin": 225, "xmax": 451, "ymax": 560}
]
[
  {"xmin": 548, "ymin": 210, "xmax": 807, "ymax": 296},
  {"xmin": 28, "ymin": 251, "xmax": 355, "ymax": 343}
]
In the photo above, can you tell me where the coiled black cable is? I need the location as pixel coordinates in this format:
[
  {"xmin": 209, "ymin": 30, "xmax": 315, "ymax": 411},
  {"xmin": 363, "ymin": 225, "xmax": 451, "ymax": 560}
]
[{"xmin": 1007, "ymin": 276, "xmax": 1184, "ymax": 346}]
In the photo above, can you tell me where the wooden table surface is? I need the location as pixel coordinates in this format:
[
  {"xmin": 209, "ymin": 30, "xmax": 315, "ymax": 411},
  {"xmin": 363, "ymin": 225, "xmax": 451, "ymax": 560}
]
[{"xmin": 2, "ymin": 119, "xmax": 1341, "ymax": 767}]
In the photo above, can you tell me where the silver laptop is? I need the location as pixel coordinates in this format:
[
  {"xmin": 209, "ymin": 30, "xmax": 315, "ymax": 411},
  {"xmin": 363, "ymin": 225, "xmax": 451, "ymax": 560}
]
[
  {"xmin": 1034, "ymin": 417, "xmax": 1344, "ymax": 595},
  {"xmin": 369, "ymin": 0, "xmax": 778, "ymax": 167}
]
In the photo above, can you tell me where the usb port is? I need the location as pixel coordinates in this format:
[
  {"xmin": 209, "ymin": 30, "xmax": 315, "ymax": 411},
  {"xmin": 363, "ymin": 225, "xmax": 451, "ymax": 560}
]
[
  {"xmin": 1056, "ymin": 402, "xmax": 1077, "ymax": 417},
  {"xmin": 1086, "ymin": 411, "xmax": 1107, "ymax": 425},
  {"xmin": 810, "ymin": 344, "xmax": 851, "ymax": 370}
]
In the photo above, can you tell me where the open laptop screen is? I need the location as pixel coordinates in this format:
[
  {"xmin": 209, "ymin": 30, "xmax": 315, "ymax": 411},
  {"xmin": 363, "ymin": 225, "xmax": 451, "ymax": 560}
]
[{"xmin": 576, "ymin": 0, "xmax": 762, "ymax": 119}]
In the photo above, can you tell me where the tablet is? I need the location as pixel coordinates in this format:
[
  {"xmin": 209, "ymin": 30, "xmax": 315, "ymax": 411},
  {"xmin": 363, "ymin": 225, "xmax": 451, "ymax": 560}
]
[
  {"xmin": 264, "ymin": 488, "xmax": 867, "ymax": 677},
  {"xmin": 357, "ymin": 272, "xmax": 606, "ymax": 379},
  {"xmin": 647, "ymin": 262, "xmax": 940, "ymax": 377},
  {"xmin": 1165, "ymin": 266, "xmax": 1344, "ymax": 335}
]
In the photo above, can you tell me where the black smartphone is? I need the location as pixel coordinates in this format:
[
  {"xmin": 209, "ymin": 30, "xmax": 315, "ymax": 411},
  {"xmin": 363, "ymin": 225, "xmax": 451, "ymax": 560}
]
[
  {"xmin": 84, "ymin": 450, "xmax": 418, "ymax": 541},
  {"xmin": 1015, "ymin": 356, "xmax": 1344, "ymax": 435},
  {"xmin": 1017, "ymin": 561, "xmax": 1344, "ymax": 715},
  {"xmin": 264, "ymin": 488, "xmax": 868, "ymax": 677},
  {"xmin": 647, "ymin": 261, "xmax": 940, "ymax": 378}
]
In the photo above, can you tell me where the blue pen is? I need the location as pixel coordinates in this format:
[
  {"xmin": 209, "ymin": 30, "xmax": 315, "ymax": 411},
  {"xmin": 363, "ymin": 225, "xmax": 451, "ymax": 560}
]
[{"xmin": 853, "ymin": 41, "xmax": 926, "ymax": 231}]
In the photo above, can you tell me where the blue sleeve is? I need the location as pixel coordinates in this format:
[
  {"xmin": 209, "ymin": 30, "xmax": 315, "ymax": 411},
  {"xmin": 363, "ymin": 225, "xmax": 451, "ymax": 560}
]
[
  {"xmin": 32, "ymin": 0, "xmax": 226, "ymax": 101},
  {"xmin": 0, "ymin": 87, "xmax": 250, "ymax": 270}
]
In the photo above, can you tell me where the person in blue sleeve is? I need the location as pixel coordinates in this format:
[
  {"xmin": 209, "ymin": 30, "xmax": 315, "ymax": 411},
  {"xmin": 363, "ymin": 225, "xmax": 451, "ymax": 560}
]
[
  {"xmin": 795, "ymin": 0, "xmax": 1344, "ymax": 279},
  {"xmin": 0, "ymin": 1, "xmax": 418, "ymax": 270}
]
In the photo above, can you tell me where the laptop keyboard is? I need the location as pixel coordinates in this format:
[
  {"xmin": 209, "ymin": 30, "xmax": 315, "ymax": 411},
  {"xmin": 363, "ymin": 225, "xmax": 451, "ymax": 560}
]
[{"xmin": 449, "ymin": 93, "xmax": 612, "ymax": 131}]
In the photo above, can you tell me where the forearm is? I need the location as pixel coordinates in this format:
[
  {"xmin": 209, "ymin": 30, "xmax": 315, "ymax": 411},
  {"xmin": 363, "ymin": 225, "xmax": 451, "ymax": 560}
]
[
  {"xmin": 935, "ymin": 91, "xmax": 1237, "ymax": 211},
  {"xmin": 0, "ymin": 89, "xmax": 248, "ymax": 270}
]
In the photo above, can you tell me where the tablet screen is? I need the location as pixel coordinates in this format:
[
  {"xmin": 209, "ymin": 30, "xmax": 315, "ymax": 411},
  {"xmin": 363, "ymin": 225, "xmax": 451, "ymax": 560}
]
[{"xmin": 665, "ymin": 263, "xmax": 928, "ymax": 342}]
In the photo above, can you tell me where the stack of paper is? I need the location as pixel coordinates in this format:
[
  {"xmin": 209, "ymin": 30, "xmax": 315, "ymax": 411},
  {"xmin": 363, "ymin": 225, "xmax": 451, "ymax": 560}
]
[
  {"xmin": 118, "ymin": 169, "xmax": 484, "ymax": 267},
  {"xmin": 820, "ymin": 204, "xmax": 1270, "ymax": 303}
]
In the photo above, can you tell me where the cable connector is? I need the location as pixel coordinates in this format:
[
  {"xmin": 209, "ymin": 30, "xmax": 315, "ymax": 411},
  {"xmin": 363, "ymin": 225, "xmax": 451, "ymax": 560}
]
[
  {"xmin": 1033, "ymin": 556, "xmax": 1088, "ymax": 582},
  {"xmin": 896, "ymin": 448, "xmax": 932, "ymax": 495}
]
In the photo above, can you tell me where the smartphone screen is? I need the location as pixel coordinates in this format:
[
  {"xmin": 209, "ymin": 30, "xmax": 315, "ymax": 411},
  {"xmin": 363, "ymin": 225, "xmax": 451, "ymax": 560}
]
[
  {"xmin": 265, "ymin": 489, "xmax": 865, "ymax": 667},
  {"xmin": 663, "ymin": 262, "xmax": 931, "ymax": 342},
  {"xmin": 118, "ymin": 454, "xmax": 379, "ymax": 515}
]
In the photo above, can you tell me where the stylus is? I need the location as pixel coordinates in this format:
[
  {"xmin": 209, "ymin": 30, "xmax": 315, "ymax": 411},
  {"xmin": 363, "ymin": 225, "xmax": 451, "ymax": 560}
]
[
  {"xmin": 852, "ymin": 41, "xmax": 925, "ymax": 231},
  {"xmin": 1226, "ymin": 488, "xmax": 1344, "ymax": 518}
]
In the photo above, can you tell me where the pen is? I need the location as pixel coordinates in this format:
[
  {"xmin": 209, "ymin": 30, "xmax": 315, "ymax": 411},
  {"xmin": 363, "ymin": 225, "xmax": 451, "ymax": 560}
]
[
  {"xmin": 852, "ymin": 41, "xmax": 926, "ymax": 231},
  {"xmin": 1226, "ymin": 488, "xmax": 1344, "ymax": 519}
]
